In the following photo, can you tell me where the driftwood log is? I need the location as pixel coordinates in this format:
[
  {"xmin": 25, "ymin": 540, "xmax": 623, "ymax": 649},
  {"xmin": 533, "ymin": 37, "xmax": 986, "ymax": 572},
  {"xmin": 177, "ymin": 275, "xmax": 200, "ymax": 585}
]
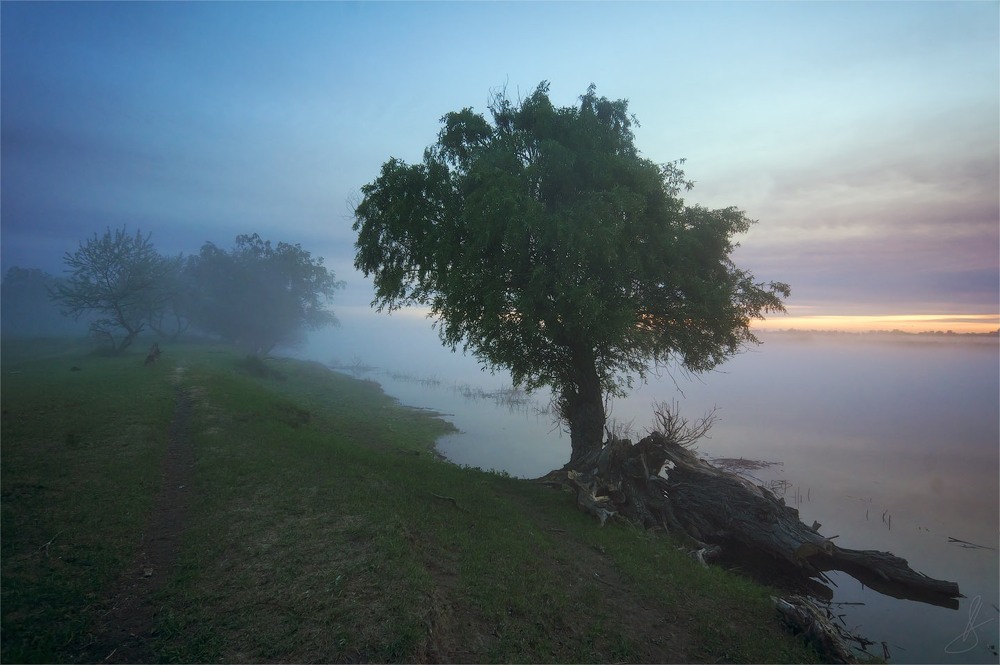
[
  {"xmin": 772, "ymin": 595, "xmax": 874, "ymax": 664},
  {"xmin": 550, "ymin": 430, "xmax": 962, "ymax": 610}
]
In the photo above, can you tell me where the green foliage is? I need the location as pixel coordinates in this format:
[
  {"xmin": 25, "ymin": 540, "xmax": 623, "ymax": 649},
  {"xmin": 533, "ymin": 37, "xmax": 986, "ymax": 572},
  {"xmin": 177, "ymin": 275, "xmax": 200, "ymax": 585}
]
[
  {"xmin": 184, "ymin": 233, "xmax": 344, "ymax": 356},
  {"xmin": 49, "ymin": 227, "xmax": 181, "ymax": 353},
  {"xmin": 42, "ymin": 226, "xmax": 343, "ymax": 356},
  {"xmin": 353, "ymin": 82, "xmax": 789, "ymax": 464}
]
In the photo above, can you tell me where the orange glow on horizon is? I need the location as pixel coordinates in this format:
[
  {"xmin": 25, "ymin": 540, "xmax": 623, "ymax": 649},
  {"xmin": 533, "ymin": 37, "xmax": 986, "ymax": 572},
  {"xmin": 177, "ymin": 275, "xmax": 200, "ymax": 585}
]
[{"xmin": 753, "ymin": 313, "xmax": 1000, "ymax": 334}]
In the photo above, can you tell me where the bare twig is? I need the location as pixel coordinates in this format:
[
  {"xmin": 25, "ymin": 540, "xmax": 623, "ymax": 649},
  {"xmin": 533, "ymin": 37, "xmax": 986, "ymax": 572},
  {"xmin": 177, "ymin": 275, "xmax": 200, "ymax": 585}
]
[
  {"xmin": 591, "ymin": 572, "xmax": 624, "ymax": 592},
  {"xmin": 948, "ymin": 536, "xmax": 997, "ymax": 550},
  {"xmin": 430, "ymin": 493, "xmax": 470, "ymax": 513},
  {"xmin": 39, "ymin": 530, "xmax": 64, "ymax": 557},
  {"xmin": 650, "ymin": 400, "xmax": 717, "ymax": 448}
]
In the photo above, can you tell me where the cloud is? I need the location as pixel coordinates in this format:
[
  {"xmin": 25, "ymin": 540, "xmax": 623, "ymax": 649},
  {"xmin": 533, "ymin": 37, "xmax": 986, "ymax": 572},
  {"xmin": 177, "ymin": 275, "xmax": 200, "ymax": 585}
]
[{"xmin": 706, "ymin": 96, "xmax": 1000, "ymax": 317}]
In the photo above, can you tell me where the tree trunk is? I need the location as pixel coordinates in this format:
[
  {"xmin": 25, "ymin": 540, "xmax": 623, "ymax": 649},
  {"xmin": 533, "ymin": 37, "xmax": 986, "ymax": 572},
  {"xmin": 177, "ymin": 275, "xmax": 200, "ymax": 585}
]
[
  {"xmin": 552, "ymin": 431, "xmax": 962, "ymax": 609},
  {"xmin": 560, "ymin": 351, "xmax": 606, "ymax": 471},
  {"xmin": 118, "ymin": 332, "xmax": 137, "ymax": 353},
  {"xmin": 117, "ymin": 325, "xmax": 141, "ymax": 354}
]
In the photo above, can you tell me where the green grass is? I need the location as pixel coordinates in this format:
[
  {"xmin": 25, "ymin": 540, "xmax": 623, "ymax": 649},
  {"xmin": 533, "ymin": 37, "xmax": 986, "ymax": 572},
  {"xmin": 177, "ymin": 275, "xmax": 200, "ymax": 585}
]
[
  {"xmin": 1, "ymin": 337, "xmax": 821, "ymax": 663},
  {"xmin": 1, "ymin": 338, "xmax": 176, "ymax": 662}
]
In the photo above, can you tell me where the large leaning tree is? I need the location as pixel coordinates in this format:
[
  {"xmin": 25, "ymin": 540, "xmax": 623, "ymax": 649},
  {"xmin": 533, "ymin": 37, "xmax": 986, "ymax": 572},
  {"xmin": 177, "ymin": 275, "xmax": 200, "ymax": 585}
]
[
  {"xmin": 184, "ymin": 233, "xmax": 343, "ymax": 356},
  {"xmin": 354, "ymin": 83, "xmax": 789, "ymax": 471},
  {"xmin": 352, "ymin": 84, "xmax": 964, "ymax": 618},
  {"xmin": 50, "ymin": 226, "xmax": 181, "ymax": 353}
]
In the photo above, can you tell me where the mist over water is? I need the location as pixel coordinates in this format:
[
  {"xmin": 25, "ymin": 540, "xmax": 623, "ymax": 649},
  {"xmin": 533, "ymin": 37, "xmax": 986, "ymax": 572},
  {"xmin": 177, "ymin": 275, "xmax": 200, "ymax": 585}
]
[{"xmin": 304, "ymin": 317, "xmax": 999, "ymax": 663}]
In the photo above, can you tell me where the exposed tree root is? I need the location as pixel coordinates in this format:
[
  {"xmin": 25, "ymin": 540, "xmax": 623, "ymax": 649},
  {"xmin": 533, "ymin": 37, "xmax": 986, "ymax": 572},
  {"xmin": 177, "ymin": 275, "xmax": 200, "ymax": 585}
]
[{"xmin": 544, "ymin": 428, "xmax": 962, "ymax": 611}]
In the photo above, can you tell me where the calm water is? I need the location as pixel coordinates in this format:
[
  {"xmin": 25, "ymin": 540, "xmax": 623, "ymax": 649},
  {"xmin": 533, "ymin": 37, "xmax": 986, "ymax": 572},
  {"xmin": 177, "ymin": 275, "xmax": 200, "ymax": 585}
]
[{"xmin": 305, "ymin": 321, "xmax": 999, "ymax": 663}]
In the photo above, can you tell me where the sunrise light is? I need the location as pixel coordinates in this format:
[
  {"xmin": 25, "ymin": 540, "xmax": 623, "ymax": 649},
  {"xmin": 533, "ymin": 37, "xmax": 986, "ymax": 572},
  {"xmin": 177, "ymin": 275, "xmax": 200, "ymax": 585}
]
[{"xmin": 754, "ymin": 313, "xmax": 1000, "ymax": 334}]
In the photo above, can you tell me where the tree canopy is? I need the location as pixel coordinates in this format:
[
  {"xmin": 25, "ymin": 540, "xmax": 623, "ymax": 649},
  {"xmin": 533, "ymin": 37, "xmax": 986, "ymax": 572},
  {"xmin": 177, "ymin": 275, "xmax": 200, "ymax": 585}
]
[
  {"xmin": 49, "ymin": 227, "xmax": 180, "ymax": 353},
  {"xmin": 185, "ymin": 233, "xmax": 343, "ymax": 355},
  {"xmin": 354, "ymin": 82, "xmax": 789, "ymax": 468}
]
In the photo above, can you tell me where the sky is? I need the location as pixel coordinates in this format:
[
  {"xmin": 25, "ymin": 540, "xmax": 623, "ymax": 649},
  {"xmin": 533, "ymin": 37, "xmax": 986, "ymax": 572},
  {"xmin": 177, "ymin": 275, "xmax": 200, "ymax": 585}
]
[{"xmin": 2, "ymin": 1, "xmax": 998, "ymax": 334}]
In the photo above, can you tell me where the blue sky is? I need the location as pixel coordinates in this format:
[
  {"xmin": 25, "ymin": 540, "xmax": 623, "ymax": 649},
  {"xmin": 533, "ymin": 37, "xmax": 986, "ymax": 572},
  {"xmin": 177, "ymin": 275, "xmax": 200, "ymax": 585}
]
[{"xmin": 2, "ymin": 1, "xmax": 998, "ymax": 331}]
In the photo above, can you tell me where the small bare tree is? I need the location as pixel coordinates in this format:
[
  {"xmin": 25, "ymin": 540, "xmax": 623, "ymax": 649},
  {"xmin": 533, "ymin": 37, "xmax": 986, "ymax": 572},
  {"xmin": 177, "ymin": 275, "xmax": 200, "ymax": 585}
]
[{"xmin": 50, "ymin": 227, "xmax": 177, "ymax": 353}]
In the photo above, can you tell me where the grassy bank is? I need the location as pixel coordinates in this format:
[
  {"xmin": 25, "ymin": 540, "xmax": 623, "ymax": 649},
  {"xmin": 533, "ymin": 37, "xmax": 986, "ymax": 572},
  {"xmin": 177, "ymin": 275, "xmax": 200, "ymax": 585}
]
[{"xmin": 1, "ymin": 338, "xmax": 819, "ymax": 663}]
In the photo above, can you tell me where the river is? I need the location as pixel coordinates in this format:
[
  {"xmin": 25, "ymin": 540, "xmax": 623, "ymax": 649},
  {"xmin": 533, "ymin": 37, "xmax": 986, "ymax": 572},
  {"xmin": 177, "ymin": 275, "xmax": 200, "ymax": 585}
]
[{"xmin": 304, "ymin": 321, "xmax": 999, "ymax": 663}]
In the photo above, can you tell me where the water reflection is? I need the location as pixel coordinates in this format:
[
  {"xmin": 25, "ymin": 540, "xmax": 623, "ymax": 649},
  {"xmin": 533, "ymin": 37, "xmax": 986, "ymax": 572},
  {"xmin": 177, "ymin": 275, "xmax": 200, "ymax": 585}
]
[{"xmin": 331, "ymin": 363, "xmax": 567, "ymax": 477}]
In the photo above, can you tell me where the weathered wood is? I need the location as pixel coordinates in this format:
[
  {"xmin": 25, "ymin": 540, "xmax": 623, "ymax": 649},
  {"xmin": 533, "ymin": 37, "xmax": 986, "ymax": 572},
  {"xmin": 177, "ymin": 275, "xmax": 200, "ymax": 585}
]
[
  {"xmin": 567, "ymin": 471, "xmax": 616, "ymax": 526},
  {"xmin": 812, "ymin": 547, "xmax": 960, "ymax": 608},
  {"xmin": 554, "ymin": 430, "xmax": 962, "ymax": 608},
  {"xmin": 772, "ymin": 595, "xmax": 864, "ymax": 664}
]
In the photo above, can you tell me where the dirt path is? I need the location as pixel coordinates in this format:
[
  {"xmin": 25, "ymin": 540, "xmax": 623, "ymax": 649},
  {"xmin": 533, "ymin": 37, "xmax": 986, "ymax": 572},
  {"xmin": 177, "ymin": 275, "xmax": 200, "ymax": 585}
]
[{"xmin": 83, "ymin": 383, "xmax": 194, "ymax": 663}]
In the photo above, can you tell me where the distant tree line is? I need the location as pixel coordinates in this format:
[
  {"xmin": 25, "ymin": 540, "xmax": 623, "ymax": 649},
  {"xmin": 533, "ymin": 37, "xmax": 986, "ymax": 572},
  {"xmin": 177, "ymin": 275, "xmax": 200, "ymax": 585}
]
[{"xmin": 2, "ymin": 226, "xmax": 343, "ymax": 355}]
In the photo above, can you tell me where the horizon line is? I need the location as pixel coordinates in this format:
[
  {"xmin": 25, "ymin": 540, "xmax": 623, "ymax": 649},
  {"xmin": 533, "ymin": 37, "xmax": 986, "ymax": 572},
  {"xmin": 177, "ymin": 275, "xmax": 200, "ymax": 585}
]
[{"xmin": 753, "ymin": 313, "xmax": 999, "ymax": 335}]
